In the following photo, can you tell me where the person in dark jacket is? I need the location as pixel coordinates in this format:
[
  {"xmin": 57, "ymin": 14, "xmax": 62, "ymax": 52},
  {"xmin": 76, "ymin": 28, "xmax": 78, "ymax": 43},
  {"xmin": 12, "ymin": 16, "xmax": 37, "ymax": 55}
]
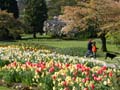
[{"xmin": 84, "ymin": 39, "xmax": 93, "ymax": 57}]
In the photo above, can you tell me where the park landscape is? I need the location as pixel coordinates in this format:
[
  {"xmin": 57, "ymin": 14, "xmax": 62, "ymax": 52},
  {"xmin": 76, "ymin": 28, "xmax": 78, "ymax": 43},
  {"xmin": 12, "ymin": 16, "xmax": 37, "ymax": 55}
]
[{"xmin": 0, "ymin": 0, "xmax": 120, "ymax": 90}]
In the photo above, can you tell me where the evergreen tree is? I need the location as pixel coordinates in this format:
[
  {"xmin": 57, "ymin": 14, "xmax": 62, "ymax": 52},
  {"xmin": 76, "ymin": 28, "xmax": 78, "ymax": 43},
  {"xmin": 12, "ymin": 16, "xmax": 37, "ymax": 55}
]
[
  {"xmin": 0, "ymin": 0, "xmax": 19, "ymax": 18},
  {"xmin": 24, "ymin": 0, "xmax": 48, "ymax": 38},
  {"xmin": 47, "ymin": 0, "xmax": 77, "ymax": 18}
]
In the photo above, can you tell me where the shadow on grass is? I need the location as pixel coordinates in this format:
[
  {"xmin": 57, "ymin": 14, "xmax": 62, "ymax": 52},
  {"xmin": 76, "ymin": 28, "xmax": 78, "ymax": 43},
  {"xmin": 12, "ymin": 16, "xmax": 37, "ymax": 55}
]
[
  {"xmin": 0, "ymin": 39, "xmax": 16, "ymax": 42},
  {"xmin": 0, "ymin": 40, "xmax": 17, "ymax": 46},
  {"xmin": 107, "ymin": 51, "xmax": 120, "ymax": 55},
  {"xmin": 52, "ymin": 47, "xmax": 87, "ymax": 57},
  {"xmin": 21, "ymin": 35, "xmax": 54, "ymax": 40}
]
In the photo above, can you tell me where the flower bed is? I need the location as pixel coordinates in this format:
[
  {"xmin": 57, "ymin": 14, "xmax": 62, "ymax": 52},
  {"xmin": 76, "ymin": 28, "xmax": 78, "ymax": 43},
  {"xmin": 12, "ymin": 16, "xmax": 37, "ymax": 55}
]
[{"xmin": 0, "ymin": 45, "xmax": 120, "ymax": 90}]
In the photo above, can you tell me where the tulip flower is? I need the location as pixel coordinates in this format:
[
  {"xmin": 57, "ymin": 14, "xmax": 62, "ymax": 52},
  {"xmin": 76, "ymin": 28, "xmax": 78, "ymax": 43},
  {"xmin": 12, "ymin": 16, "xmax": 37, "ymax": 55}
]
[
  {"xmin": 109, "ymin": 71, "xmax": 113, "ymax": 77},
  {"xmin": 90, "ymin": 83, "xmax": 95, "ymax": 90},
  {"xmin": 49, "ymin": 66, "xmax": 55, "ymax": 73}
]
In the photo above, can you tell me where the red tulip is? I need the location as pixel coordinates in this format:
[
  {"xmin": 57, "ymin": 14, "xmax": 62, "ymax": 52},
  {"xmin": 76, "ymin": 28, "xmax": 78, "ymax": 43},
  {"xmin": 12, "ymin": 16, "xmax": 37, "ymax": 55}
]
[
  {"xmin": 102, "ymin": 66, "xmax": 107, "ymax": 70},
  {"xmin": 93, "ymin": 76, "xmax": 97, "ymax": 81},
  {"xmin": 97, "ymin": 70, "xmax": 103, "ymax": 74},
  {"xmin": 13, "ymin": 61, "xmax": 17, "ymax": 66},
  {"xmin": 90, "ymin": 83, "xmax": 95, "ymax": 90},
  {"xmin": 81, "ymin": 67, "xmax": 86, "ymax": 72},
  {"xmin": 52, "ymin": 75, "xmax": 56, "ymax": 80},
  {"xmin": 109, "ymin": 71, "xmax": 113, "ymax": 77},
  {"xmin": 85, "ymin": 67, "xmax": 90, "ymax": 71},
  {"xmin": 26, "ymin": 61, "xmax": 32, "ymax": 66},
  {"xmin": 49, "ymin": 66, "xmax": 54, "ymax": 73},
  {"xmin": 76, "ymin": 64, "xmax": 82, "ymax": 69},
  {"xmin": 92, "ymin": 74, "xmax": 96, "ymax": 77},
  {"xmin": 72, "ymin": 77, "xmax": 76, "ymax": 81},
  {"xmin": 84, "ymin": 87, "xmax": 88, "ymax": 90},
  {"xmin": 55, "ymin": 63, "xmax": 59, "ymax": 67},
  {"xmin": 85, "ymin": 71, "xmax": 89, "ymax": 76},
  {"xmin": 37, "ymin": 63, "xmax": 45, "ymax": 70},
  {"xmin": 82, "ymin": 78, "xmax": 86, "ymax": 83},
  {"xmin": 64, "ymin": 87, "xmax": 69, "ymax": 90},
  {"xmin": 66, "ymin": 63, "xmax": 70, "ymax": 67},
  {"xmin": 96, "ymin": 77, "xmax": 102, "ymax": 81},
  {"xmin": 73, "ymin": 71, "xmax": 78, "ymax": 76},
  {"xmin": 63, "ymin": 81, "xmax": 68, "ymax": 86},
  {"xmin": 85, "ymin": 77, "xmax": 90, "ymax": 81},
  {"xmin": 59, "ymin": 63, "xmax": 63, "ymax": 69},
  {"xmin": 36, "ymin": 68, "xmax": 41, "ymax": 73}
]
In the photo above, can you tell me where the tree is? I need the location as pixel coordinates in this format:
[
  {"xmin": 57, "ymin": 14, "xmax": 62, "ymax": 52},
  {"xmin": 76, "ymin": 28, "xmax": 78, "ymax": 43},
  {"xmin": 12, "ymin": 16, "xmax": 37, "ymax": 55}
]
[
  {"xmin": 90, "ymin": 0, "xmax": 120, "ymax": 51},
  {"xmin": 47, "ymin": 0, "xmax": 77, "ymax": 19},
  {"xmin": 0, "ymin": 10, "xmax": 24, "ymax": 40},
  {"xmin": 24, "ymin": 0, "xmax": 48, "ymax": 38},
  {"xmin": 0, "ymin": 0, "xmax": 19, "ymax": 18},
  {"xmin": 59, "ymin": 0, "xmax": 120, "ymax": 51},
  {"xmin": 17, "ymin": 0, "xmax": 26, "ymax": 14}
]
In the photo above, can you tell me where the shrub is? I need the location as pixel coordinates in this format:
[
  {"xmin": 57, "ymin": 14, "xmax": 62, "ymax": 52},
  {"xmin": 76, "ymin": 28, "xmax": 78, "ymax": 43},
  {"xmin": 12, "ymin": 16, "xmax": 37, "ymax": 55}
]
[
  {"xmin": 106, "ymin": 31, "xmax": 120, "ymax": 49},
  {"xmin": 0, "ymin": 10, "xmax": 24, "ymax": 40}
]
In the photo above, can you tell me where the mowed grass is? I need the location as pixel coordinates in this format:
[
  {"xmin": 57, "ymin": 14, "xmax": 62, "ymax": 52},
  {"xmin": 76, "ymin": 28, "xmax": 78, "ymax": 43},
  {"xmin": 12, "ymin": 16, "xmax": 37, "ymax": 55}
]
[
  {"xmin": 0, "ymin": 35, "xmax": 119, "ymax": 64},
  {"xmin": 0, "ymin": 86, "xmax": 14, "ymax": 90}
]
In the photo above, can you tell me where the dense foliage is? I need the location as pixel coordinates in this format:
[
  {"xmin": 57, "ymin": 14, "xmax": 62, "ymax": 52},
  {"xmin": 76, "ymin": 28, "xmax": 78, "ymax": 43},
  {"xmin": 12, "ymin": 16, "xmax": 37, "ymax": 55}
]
[
  {"xmin": 47, "ymin": 0, "xmax": 77, "ymax": 19},
  {"xmin": 0, "ymin": 10, "xmax": 24, "ymax": 40},
  {"xmin": 0, "ymin": 0, "xmax": 19, "ymax": 18},
  {"xmin": 59, "ymin": 0, "xmax": 120, "ymax": 51},
  {"xmin": 24, "ymin": 0, "xmax": 48, "ymax": 38}
]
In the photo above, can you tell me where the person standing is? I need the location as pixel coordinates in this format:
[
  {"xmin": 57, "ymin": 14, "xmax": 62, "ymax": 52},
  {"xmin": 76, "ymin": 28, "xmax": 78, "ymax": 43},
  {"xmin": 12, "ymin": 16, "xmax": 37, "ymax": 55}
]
[
  {"xmin": 84, "ymin": 39, "xmax": 93, "ymax": 57},
  {"xmin": 92, "ymin": 41, "xmax": 98, "ymax": 58}
]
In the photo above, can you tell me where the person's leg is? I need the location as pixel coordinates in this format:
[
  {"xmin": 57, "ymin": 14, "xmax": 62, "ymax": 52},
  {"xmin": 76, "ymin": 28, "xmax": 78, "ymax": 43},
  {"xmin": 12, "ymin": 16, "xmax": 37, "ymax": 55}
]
[
  {"xmin": 94, "ymin": 52, "xmax": 96, "ymax": 58},
  {"xmin": 85, "ymin": 50, "xmax": 90, "ymax": 57},
  {"xmin": 93, "ymin": 52, "xmax": 96, "ymax": 58},
  {"xmin": 89, "ymin": 50, "xmax": 94, "ymax": 57}
]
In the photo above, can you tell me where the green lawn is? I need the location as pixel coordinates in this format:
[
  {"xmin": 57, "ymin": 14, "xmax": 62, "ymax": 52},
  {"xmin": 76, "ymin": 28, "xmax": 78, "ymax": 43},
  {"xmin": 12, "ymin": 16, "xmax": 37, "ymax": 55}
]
[
  {"xmin": 0, "ymin": 35, "xmax": 119, "ymax": 64},
  {"xmin": 0, "ymin": 86, "xmax": 14, "ymax": 90}
]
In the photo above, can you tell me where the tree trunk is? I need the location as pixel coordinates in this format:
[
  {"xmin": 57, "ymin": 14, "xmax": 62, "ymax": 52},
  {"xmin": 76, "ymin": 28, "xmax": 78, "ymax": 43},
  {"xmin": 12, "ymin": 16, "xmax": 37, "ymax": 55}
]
[
  {"xmin": 100, "ymin": 34, "xmax": 107, "ymax": 52},
  {"xmin": 33, "ymin": 32, "xmax": 36, "ymax": 38}
]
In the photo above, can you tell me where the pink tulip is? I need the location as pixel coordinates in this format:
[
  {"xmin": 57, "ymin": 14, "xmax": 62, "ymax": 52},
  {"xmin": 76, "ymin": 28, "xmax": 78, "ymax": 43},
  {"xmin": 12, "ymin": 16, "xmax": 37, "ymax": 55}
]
[{"xmin": 82, "ymin": 78, "xmax": 86, "ymax": 83}]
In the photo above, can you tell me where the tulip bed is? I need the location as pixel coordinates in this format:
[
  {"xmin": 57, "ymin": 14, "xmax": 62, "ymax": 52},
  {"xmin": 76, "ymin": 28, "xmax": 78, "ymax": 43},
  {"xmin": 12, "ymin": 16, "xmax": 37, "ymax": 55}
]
[{"xmin": 0, "ymin": 45, "xmax": 120, "ymax": 90}]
